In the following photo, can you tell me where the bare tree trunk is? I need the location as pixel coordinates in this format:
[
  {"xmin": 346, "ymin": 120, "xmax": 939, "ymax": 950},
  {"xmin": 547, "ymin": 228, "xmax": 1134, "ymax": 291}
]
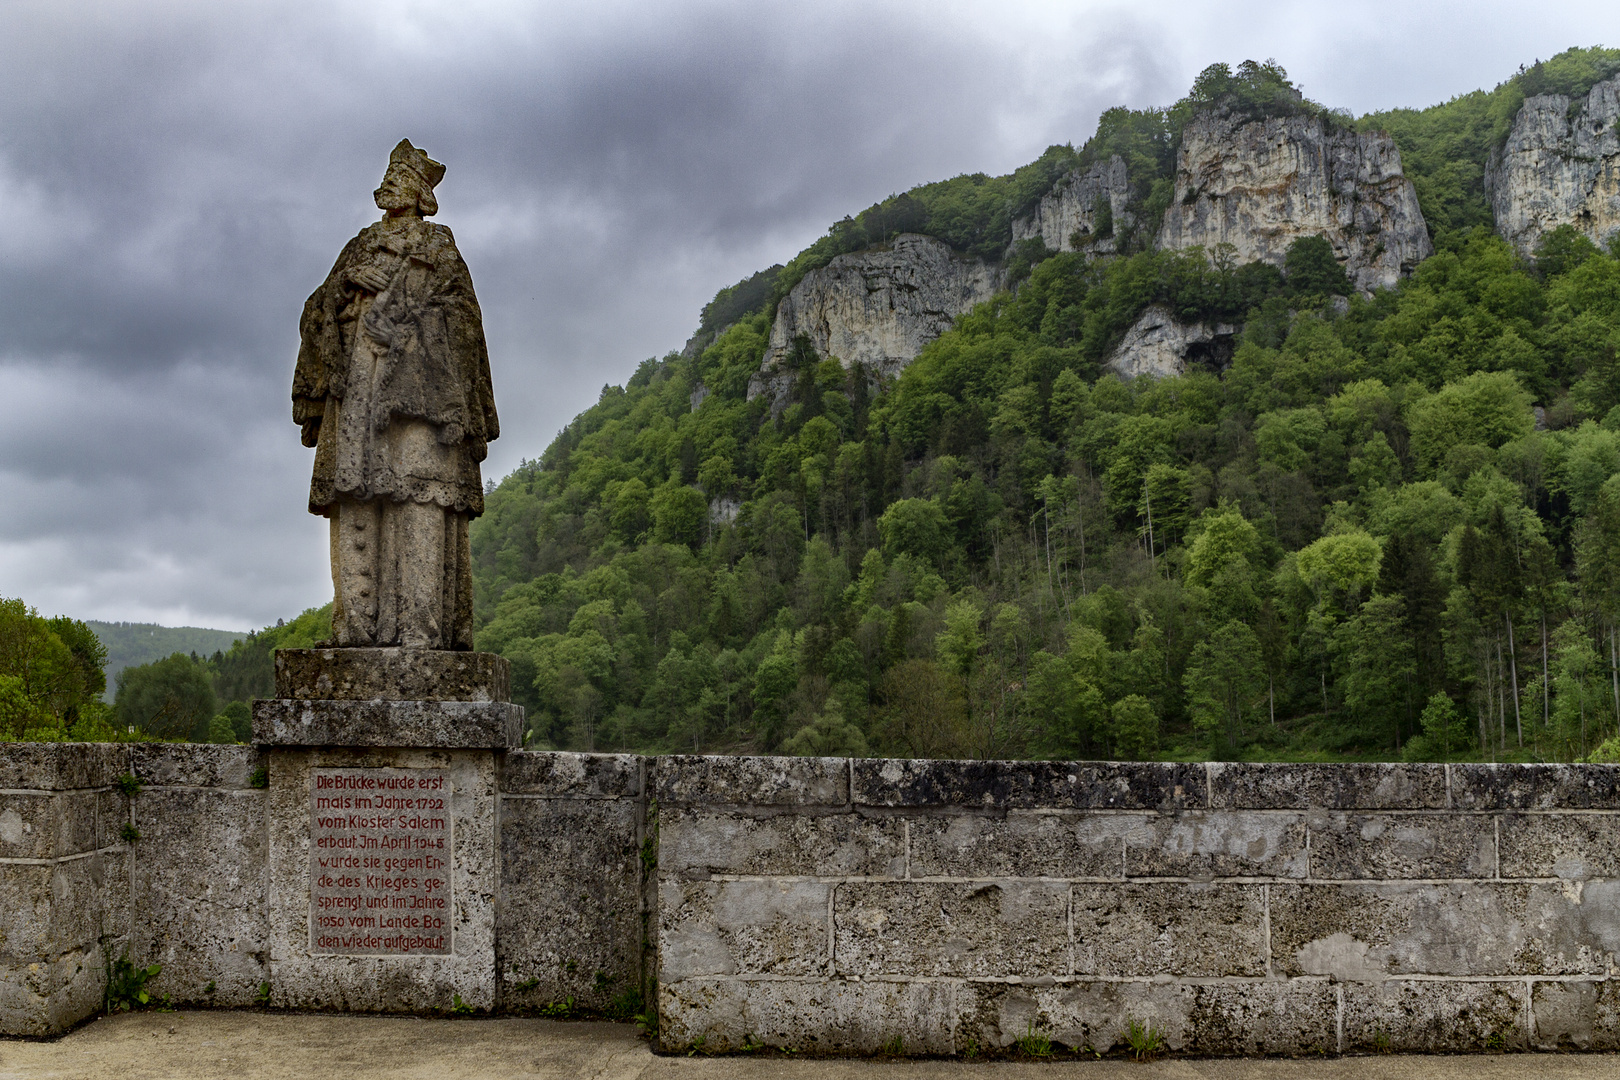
[
  {"xmin": 1610, "ymin": 623, "xmax": 1619, "ymax": 735},
  {"xmin": 1075, "ymin": 489, "xmax": 1087, "ymax": 596},
  {"xmin": 1506, "ymin": 614, "xmax": 1522, "ymax": 748},
  {"xmin": 1043, "ymin": 504, "xmax": 1055, "ymax": 603},
  {"xmin": 1542, "ymin": 614, "xmax": 1550, "ymax": 728}
]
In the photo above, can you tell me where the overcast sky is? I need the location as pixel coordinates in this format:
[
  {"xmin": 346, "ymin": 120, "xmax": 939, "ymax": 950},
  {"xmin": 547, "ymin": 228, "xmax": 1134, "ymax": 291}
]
[{"xmin": 2, "ymin": 0, "xmax": 1617, "ymax": 632}]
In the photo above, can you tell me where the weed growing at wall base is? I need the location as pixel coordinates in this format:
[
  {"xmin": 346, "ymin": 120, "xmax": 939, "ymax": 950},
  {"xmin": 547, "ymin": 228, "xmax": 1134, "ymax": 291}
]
[
  {"xmin": 104, "ymin": 954, "xmax": 161, "ymax": 1012},
  {"xmin": 1125, "ymin": 1018, "xmax": 1164, "ymax": 1061}
]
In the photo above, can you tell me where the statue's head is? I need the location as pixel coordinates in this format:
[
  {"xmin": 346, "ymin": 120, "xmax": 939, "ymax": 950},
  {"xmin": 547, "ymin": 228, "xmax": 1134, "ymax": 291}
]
[{"xmin": 374, "ymin": 139, "xmax": 446, "ymax": 217}]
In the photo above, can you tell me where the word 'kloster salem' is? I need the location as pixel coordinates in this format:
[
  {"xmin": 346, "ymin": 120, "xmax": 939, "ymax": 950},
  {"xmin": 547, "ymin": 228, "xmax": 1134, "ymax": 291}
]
[{"xmin": 309, "ymin": 768, "xmax": 453, "ymax": 956}]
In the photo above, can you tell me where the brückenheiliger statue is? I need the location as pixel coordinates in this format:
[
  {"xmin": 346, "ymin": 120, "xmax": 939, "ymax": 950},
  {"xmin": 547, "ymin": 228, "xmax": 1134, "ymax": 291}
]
[{"xmin": 292, "ymin": 140, "xmax": 498, "ymax": 650}]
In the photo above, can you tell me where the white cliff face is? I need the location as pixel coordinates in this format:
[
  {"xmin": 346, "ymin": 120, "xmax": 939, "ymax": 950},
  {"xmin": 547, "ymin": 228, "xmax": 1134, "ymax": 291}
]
[
  {"xmin": 1487, "ymin": 75, "xmax": 1620, "ymax": 255},
  {"xmin": 1158, "ymin": 112, "xmax": 1432, "ymax": 293},
  {"xmin": 1106, "ymin": 305, "xmax": 1236, "ymax": 381},
  {"xmin": 756, "ymin": 234, "xmax": 1002, "ymax": 387},
  {"xmin": 1011, "ymin": 156, "xmax": 1133, "ymax": 254}
]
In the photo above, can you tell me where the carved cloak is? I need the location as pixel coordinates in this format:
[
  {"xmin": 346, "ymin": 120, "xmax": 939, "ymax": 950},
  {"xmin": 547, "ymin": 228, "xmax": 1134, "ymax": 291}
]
[{"xmin": 292, "ymin": 219, "xmax": 499, "ymax": 518}]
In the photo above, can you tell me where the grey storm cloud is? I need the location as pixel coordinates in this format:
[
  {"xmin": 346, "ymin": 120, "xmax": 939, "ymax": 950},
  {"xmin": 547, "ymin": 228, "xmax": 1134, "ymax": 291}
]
[{"xmin": 1, "ymin": 0, "xmax": 1618, "ymax": 629}]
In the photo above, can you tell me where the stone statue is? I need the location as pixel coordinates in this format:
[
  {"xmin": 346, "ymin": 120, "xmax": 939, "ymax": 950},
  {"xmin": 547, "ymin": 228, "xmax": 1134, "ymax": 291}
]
[{"xmin": 292, "ymin": 140, "xmax": 499, "ymax": 650}]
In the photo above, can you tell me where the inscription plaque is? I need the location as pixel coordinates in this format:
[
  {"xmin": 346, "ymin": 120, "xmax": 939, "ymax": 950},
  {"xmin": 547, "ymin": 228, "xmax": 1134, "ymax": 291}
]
[{"xmin": 310, "ymin": 767, "xmax": 451, "ymax": 955}]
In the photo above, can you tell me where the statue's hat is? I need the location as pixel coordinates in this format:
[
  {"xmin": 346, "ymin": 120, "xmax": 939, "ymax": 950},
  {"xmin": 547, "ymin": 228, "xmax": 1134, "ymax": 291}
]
[{"xmin": 389, "ymin": 139, "xmax": 446, "ymax": 189}]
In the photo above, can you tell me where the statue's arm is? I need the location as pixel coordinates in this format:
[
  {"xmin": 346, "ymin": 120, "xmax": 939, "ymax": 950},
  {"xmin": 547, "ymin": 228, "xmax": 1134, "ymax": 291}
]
[
  {"xmin": 433, "ymin": 237, "xmax": 499, "ymax": 450},
  {"xmin": 292, "ymin": 236, "xmax": 364, "ymax": 444}
]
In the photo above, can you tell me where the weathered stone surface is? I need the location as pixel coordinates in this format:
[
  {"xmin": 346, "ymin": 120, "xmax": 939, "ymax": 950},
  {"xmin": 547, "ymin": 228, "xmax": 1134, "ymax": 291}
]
[
  {"xmin": 274, "ymin": 649, "xmax": 510, "ymax": 703},
  {"xmin": 660, "ymin": 808, "xmax": 903, "ymax": 879},
  {"xmin": 497, "ymin": 797, "xmax": 641, "ymax": 1011},
  {"xmin": 1531, "ymin": 979, "xmax": 1620, "ymax": 1050},
  {"xmin": 908, "ymin": 812, "xmax": 1136, "ymax": 880},
  {"xmin": 265, "ymin": 747, "xmax": 498, "ymax": 1012},
  {"xmin": 1499, "ymin": 813, "xmax": 1620, "ymax": 880},
  {"xmin": 660, "ymin": 879, "xmax": 829, "ymax": 979},
  {"xmin": 130, "ymin": 743, "xmax": 262, "ymax": 789},
  {"xmin": 0, "ymin": 791, "xmax": 97, "ymax": 860},
  {"xmin": 1272, "ymin": 881, "xmax": 1620, "ymax": 978},
  {"xmin": 1487, "ymin": 75, "xmax": 1620, "ymax": 255},
  {"xmin": 833, "ymin": 881, "xmax": 1068, "ymax": 977},
  {"xmin": 0, "ymin": 742, "xmax": 126, "ymax": 791},
  {"xmin": 130, "ymin": 788, "xmax": 268, "ymax": 1006},
  {"xmin": 1010, "ymin": 156, "xmax": 1133, "ymax": 256},
  {"xmin": 854, "ymin": 759, "xmax": 1204, "ymax": 810},
  {"xmin": 962, "ymin": 979, "xmax": 1338, "ymax": 1055},
  {"xmin": 1308, "ymin": 812, "xmax": 1496, "ymax": 880},
  {"xmin": 1105, "ymin": 305, "xmax": 1236, "ymax": 381},
  {"xmin": 294, "ymin": 141, "xmax": 498, "ymax": 651},
  {"xmin": 756, "ymin": 234, "xmax": 1001, "ymax": 383},
  {"xmin": 1125, "ymin": 811, "xmax": 1307, "ymax": 879},
  {"xmin": 501, "ymin": 751, "xmax": 640, "ymax": 798},
  {"xmin": 659, "ymin": 976, "xmax": 957, "ymax": 1054},
  {"xmin": 1208, "ymin": 762, "xmax": 1448, "ymax": 809},
  {"xmin": 1450, "ymin": 763, "xmax": 1620, "ymax": 810},
  {"xmin": 1159, "ymin": 111, "xmax": 1432, "ymax": 292},
  {"xmin": 1343, "ymin": 980, "xmax": 1527, "ymax": 1052},
  {"xmin": 1072, "ymin": 883, "xmax": 1265, "ymax": 977},
  {"xmin": 252, "ymin": 698, "xmax": 522, "ymax": 749},
  {"xmin": 653, "ymin": 755, "xmax": 847, "ymax": 807}
]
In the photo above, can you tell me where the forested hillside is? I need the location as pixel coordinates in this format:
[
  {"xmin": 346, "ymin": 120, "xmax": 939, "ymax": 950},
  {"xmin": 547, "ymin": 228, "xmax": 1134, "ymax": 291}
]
[
  {"xmin": 469, "ymin": 50, "xmax": 1620, "ymax": 765},
  {"xmin": 86, "ymin": 621, "xmax": 245, "ymax": 698}
]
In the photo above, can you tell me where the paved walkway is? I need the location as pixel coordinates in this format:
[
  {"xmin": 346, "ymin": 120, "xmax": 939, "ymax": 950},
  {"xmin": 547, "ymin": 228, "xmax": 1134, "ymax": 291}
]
[{"xmin": 0, "ymin": 1011, "xmax": 1615, "ymax": 1080}]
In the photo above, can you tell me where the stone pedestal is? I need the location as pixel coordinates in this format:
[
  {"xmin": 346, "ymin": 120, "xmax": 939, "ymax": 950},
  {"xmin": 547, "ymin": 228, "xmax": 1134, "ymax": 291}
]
[{"xmin": 252, "ymin": 648, "xmax": 521, "ymax": 1012}]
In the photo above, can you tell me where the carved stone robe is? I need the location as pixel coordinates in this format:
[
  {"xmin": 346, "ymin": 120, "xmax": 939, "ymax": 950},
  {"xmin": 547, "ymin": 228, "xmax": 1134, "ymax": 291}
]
[{"xmin": 292, "ymin": 216, "xmax": 499, "ymax": 649}]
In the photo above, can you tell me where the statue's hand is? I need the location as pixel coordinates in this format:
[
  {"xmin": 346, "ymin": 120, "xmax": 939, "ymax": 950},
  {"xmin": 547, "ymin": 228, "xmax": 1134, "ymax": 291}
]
[
  {"xmin": 300, "ymin": 418, "xmax": 322, "ymax": 447},
  {"xmin": 347, "ymin": 265, "xmax": 390, "ymax": 293},
  {"xmin": 362, "ymin": 309, "xmax": 395, "ymax": 347}
]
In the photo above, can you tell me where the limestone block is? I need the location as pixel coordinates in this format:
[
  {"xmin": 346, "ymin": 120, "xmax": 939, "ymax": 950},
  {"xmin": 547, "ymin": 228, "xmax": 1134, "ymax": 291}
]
[
  {"xmin": 1071, "ymin": 883, "xmax": 1265, "ymax": 977},
  {"xmin": 274, "ymin": 648, "xmax": 510, "ymax": 703},
  {"xmin": 906, "ymin": 812, "xmax": 1138, "ymax": 880},
  {"xmin": 1499, "ymin": 813, "xmax": 1620, "ymax": 880},
  {"xmin": 1271, "ymin": 881, "xmax": 1620, "ymax": 978},
  {"xmin": 652, "ymin": 755, "xmax": 847, "ymax": 807},
  {"xmin": 1307, "ymin": 812, "xmax": 1496, "ymax": 880},
  {"xmin": 501, "ymin": 751, "xmax": 641, "ymax": 798},
  {"xmin": 833, "ymin": 881, "xmax": 1069, "ymax": 978},
  {"xmin": 1450, "ymin": 763, "xmax": 1620, "ymax": 810},
  {"xmin": 265, "ymin": 747, "xmax": 498, "ymax": 1012},
  {"xmin": 0, "ymin": 742, "xmax": 127, "ymax": 791},
  {"xmin": 130, "ymin": 787, "xmax": 268, "ymax": 1006},
  {"xmin": 1124, "ymin": 810, "xmax": 1308, "ymax": 879},
  {"xmin": 1530, "ymin": 979, "xmax": 1620, "ymax": 1051},
  {"xmin": 962, "ymin": 979, "xmax": 1338, "ymax": 1055},
  {"xmin": 853, "ymin": 759, "xmax": 1204, "ymax": 811},
  {"xmin": 253, "ymin": 699, "xmax": 522, "ymax": 749},
  {"xmin": 130, "ymin": 743, "xmax": 262, "ymax": 789},
  {"xmin": 1342, "ymin": 979, "xmax": 1526, "ymax": 1051},
  {"xmin": 658, "ymin": 976, "xmax": 957, "ymax": 1054},
  {"xmin": 0, "ymin": 791, "xmax": 97, "ymax": 861},
  {"xmin": 1207, "ymin": 762, "xmax": 1448, "ymax": 810},
  {"xmin": 660, "ymin": 878, "xmax": 830, "ymax": 979},
  {"xmin": 497, "ymin": 796, "xmax": 641, "ymax": 1011},
  {"xmin": 659, "ymin": 808, "xmax": 903, "ymax": 879}
]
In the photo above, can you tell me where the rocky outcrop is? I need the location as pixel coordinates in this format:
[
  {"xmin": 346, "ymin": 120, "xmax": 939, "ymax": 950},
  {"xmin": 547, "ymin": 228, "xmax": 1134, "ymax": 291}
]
[
  {"xmin": 755, "ymin": 234, "xmax": 1001, "ymax": 388},
  {"xmin": 1487, "ymin": 74, "xmax": 1620, "ymax": 256},
  {"xmin": 1158, "ymin": 112, "xmax": 1432, "ymax": 292},
  {"xmin": 1010, "ymin": 155, "xmax": 1133, "ymax": 254},
  {"xmin": 1106, "ymin": 305, "xmax": 1236, "ymax": 380}
]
